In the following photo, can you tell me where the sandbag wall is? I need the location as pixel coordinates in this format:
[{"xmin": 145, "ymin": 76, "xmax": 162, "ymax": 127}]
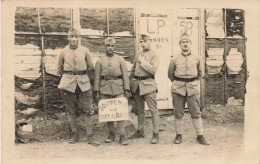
[{"xmin": 204, "ymin": 9, "xmax": 247, "ymax": 106}]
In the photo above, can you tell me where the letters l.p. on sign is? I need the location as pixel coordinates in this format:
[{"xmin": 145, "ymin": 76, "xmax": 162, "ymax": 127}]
[{"xmin": 98, "ymin": 97, "xmax": 129, "ymax": 122}]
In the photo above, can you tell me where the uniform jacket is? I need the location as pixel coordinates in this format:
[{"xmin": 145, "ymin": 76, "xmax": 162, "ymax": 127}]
[
  {"xmin": 94, "ymin": 54, "xmax": 130, "ymax": 96},
  {"xmin": 130, "ymin": 49, "xmax": 160, "ymax": 95},
  {"xmin": 57, "ymin": 45, "xmax": 94, "ymax": 93},
  {"xmin": 168, "ymin": 52, "xmax": 202, "ymax": 96}
]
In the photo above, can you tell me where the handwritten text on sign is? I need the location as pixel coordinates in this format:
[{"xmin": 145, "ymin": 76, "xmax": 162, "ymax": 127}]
[{"xmin": 98, "ymin": 97, "xmax": 129, "ymax": 122}]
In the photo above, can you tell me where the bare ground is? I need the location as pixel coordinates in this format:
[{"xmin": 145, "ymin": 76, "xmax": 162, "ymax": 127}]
[{"xmin": 15, "ymin": 107, "xmax": 244, "ymax": 161}]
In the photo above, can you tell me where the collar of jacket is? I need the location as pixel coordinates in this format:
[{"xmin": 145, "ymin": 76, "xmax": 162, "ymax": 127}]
[
  {"xmin": 69, "ymin": 45, "xmax": 78, "ymax": 49},
  {"xmin": 143, "ymin": 48, "xmax": 150, "ymax": 52},
  {"xmin": 106, "ymin": 53, "xmax": 114, "ymax": 57},
  {"xmin": 181, "ymin": 51, "xmax": 191, "ymax": 56}
]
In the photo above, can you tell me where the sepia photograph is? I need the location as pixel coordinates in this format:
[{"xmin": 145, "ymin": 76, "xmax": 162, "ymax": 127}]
[{"xmin": 1, "ymin": 0, "xmax": 260, "ymax": 164}]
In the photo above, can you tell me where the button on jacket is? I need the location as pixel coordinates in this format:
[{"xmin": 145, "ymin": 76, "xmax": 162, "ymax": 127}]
[
  {"xmin": 168, "ymin": 52, "xmax": 202, "ymax": 96},
  {"xmin": 57, "ymin": 45, "xmax": 94, "ymax": 93},
  {"xmin": 130, "ymin": 49, "xmax": 160, "ymax": 95},
  {"xmin": 94, "ymin": 54, "xmax": 129, "ymax": 96}
]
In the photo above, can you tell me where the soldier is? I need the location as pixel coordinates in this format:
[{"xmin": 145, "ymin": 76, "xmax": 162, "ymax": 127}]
[
  {"xmin": 128, "ymin": 34, "xmax": 160, "ymax": 144},
  {"xmin": 57, "ymin": 28, "xmax": 99, "ymax": 146},
  {"xmin": 94, "ymin": 37, "xmax": 130, "ymax": 145},
  {"xmin": 168, "ymin": 33, "xmax": 209, "ymax": 145}
]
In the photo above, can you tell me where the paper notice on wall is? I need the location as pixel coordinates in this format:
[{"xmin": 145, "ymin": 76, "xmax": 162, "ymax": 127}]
[
  {"xmin": 205, "ymin": 9, "xmax": 225, "ymax": 38},
  {"xmin": 98, "ymin": 97, "xmax": 129, "ymax": 122}
]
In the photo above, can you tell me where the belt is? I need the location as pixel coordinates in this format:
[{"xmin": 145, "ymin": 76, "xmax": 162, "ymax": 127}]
[
  {"xmin": 101, "ymin": 75, "xmax": 122, "ymax": 80},
  {"xmin": 134, "ymin": 76, "xmax": 154, "ymax": 80},
  {"xmin": 63, "ymin": 71, "xmax": 87, "ymax": 75},
  {"xmin": 174, "ymin": 76, "xmax": 197, "ymax": 82}
]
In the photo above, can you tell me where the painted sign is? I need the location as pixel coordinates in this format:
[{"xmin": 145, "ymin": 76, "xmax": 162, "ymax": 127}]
[
  {"xmin": 173, "ymin": 9, "xmax": 200, "ymax": 57},
  {"xmin": 139, "ymin": 9, "xmax": 173, "ymax": 109},
  {"xmin": 98, "ymin": 97, "xmax": 129, "ymax": 122}
]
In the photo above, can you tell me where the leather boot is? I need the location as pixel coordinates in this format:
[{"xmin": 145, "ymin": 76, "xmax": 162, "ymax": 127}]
[
  {"xmin": 67, "ymin": 115, "xmax": 78, "ymax": 144},
  {"xmin": 128, "ymin": 130, "xmax": 145, "ymax": 139},
  {"xmin": 174, "ymin": 134, "xmax": 182, "ymax": 144},
  {"xmin": 105, "ymin": 131, "xmax": 116, "ymax": 143},
  {"xmin": 68, "ymin": 132, "xmax": 79, "ymax": 144},
  {"xmin": 119, "ymin": 135, "xmax": 128, "ymax": 145},
  {"xmin": 87, "ymin": 134, "xmax": 100, "ymax": 146},
  {"xmin": 150, "ymin": 133, "xmax": 159, "ymax": 144},
  {"xmin": 196, "ymin": 135, "xmax": 209, "ymax": 145}
]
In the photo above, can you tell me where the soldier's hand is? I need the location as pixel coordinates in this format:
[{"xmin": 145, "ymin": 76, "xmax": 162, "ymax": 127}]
[
  {"xmin": 124, "ymin": 90, "xmax": 131, "ymax": 99},
  {"xmin": 137, "ymin": 55, "xmax": 145, "ymax": 63},
  {"xmin": 95, "ymin": 91, "xmax": 100, "ymax": 102}
]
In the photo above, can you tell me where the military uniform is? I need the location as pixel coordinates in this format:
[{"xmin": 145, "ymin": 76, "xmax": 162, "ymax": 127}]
[
  {"xmin": 94, "ymin": 38, "xmax": 130, "ymax": 145},
  {"xmin": 129, "ymin": 34, "xmax": 160, "ymax": 144},
  {"xmin": 57, "ymin": 28, "xmax": 99, "ymax": 145},
  {"xmin": 167, "ymin": 33, "xmax": 209, "ymax": 145}
]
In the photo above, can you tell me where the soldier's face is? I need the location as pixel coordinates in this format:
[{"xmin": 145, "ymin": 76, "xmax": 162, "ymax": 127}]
[
  {"xmin": 105, "ymin": 44, "xmax": 115, "ymax": 55},
  {"xmin": 140, "ymin": 37, "xmax": 151, "ymax": 50},
  {"xmin": 68, "ymin": 34, "xmax": 80, "ymax": 47},
  {"xmin": 180, "ymin": 39, "xmax": 191, "ymax": 52}
]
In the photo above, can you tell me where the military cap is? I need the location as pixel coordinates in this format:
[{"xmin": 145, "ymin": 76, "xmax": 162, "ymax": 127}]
[
  {"xmin": 104, "ymin": 37, "xmax": 116, "ymax": 44},
  {"xmin": 140, "ymin": 34, "xmax": 151, "ymax": 40},
  {"xmin": 68, "ymin": 27, "xmax": 81, "ymax": 36},
  {"xmin": 179, "ymin": 32, "xmax": 191, "ymax": 42}
]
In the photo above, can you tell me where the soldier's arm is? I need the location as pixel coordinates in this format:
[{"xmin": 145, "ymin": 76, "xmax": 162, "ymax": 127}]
[
  {"xmin": 139, "ymin": 53, "xmax": 160, "ymax": 75},
  {"xmin": 197, "ymin": 56, "xmax": 203, "ymax": 79},
  {"xmin": 129, "ymin": 56, "xmax": 137, "ymax": 80},
  {"xmin": 57, "ymin": 52, "xmax": 64, "ymax": 75},
  {"xmin": 85, "ymin": 49, "xmax": 94, "ymax": 72},
  {"xmin": 94, "ymin": 59, "xmax": 101, "ymax": 92},
  {"xmin": 120, "ymin": 57, "xmax": 130, "ymax": 91},
  {"xmin": 168, "ymin": 58, "xmax": 175, "ymax": 82}
]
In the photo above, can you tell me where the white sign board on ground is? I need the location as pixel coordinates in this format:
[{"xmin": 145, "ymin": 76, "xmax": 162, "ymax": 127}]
[
  {"xmin": 98, "ymin": 97, "xmax": 129, "ymax": 122},
  {"xmin": 138, "ymin": 9, "xmax": 173, "ymax": 110}
]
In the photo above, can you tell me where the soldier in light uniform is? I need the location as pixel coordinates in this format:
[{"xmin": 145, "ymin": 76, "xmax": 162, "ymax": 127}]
[
  {"xmin": 94, "ymin": 37, "xmax": 130, "ymax": 145},
  {"xmin": 128, "ymin": 34, "xmax": 160, "ymax": 144},
  {"xmin": 57, "ymin": 28, "xmax": 99, "ymax": 146},
  {"xmin": 168, "ymin": 33, "xmax": 209, "ymax": 145}
]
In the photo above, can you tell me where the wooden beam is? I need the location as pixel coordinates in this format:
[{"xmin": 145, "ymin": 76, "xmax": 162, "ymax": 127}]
[{"xmin": 200, "ymin": 8, "xmax": 206, "ymax": 110}]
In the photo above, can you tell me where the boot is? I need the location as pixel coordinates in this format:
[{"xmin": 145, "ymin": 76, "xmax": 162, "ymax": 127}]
[
  {"xmin": 87, "ymin": 134, "xmax": 100, "ymax": 146},
  {"xmin": 150, "ymin": 133, "xmax": 159, "ymax": 144},
  {"xmin": 196, "ymin": 135, "xmax": 209, "ymax": 145},
  {"xmin": 119, "ymin": 135, "xmax": 128, "ymax": 145},
  {"xmin": 174, "ymin": 134, "xmax": 182, "ymax": 144},
  {"xmin": 128, "ymin": 130, "xmax": 145, "ymax": 139},
  {"xmin": 67, "ymin": 115, "xmax": 79, "ymax": 144},
  {"xmin": 68, "ymin": 132, "xmax": 79, "ymax": 144},
  {"xmin": 105, "ymin": 131, "xmax": 116, "ymax": 143}
]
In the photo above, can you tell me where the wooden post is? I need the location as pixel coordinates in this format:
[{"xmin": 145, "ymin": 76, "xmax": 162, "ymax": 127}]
[
  {"xmin": 38, "ymin": 8, "xmax": 47, "ymax": 120},
  {"xmin": 200, "ymin": 8, "xmax": 206, "ymax": 110},
  {"xmin": 134, "ymin": 9, "xmax": 139, "ymax": 57},
  {"xmin": 224, "ymin": 9, "xmax": 227, "ymax": 105},
  {"xmin": 106, "ymin": 8, "xmax": 109, "ymax": 35}
]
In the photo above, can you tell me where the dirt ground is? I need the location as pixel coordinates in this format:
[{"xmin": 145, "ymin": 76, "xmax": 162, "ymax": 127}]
[{"xmin": 15, "ymin": 105, "xmax": 244, "ymax": 161}]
